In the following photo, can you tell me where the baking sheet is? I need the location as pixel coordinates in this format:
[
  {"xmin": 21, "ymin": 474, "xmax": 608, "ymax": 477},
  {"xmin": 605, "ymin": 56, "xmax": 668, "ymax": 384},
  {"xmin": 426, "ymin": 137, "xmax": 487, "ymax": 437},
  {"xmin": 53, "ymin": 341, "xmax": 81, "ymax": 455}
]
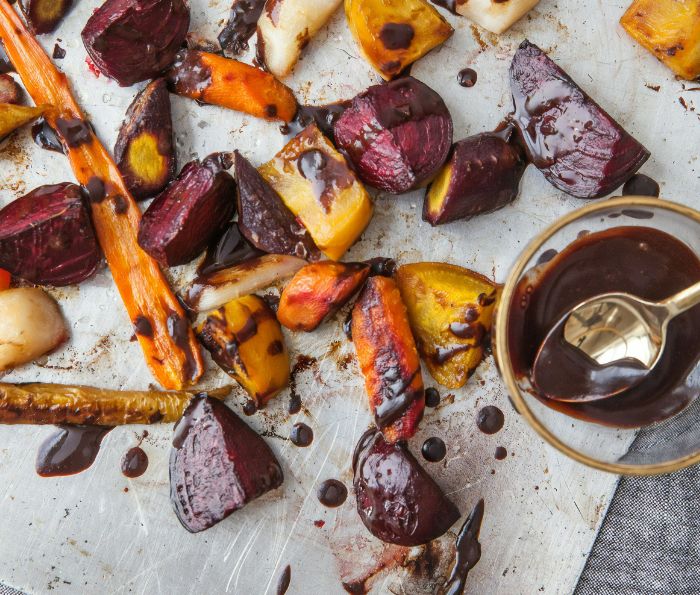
[{"xmin": 1, "ymin": 0, "xmax": 699, "ymax": 593}]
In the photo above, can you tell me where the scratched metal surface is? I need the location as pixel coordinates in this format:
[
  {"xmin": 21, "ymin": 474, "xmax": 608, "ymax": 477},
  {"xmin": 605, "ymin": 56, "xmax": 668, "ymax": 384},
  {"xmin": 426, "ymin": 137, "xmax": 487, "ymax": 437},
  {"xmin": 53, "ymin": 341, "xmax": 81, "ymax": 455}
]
[{"xmin": 1, "ymin": 0, "xmax": 699, "ymax": 593}]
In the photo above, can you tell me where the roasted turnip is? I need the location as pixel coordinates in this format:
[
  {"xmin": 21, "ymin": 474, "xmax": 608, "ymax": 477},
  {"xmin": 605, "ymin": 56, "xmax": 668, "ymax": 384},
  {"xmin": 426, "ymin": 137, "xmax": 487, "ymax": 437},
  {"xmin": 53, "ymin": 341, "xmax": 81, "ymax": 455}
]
[{"xmin": 0, "ymin": 183, "xmax": 102, "ymax": 286}]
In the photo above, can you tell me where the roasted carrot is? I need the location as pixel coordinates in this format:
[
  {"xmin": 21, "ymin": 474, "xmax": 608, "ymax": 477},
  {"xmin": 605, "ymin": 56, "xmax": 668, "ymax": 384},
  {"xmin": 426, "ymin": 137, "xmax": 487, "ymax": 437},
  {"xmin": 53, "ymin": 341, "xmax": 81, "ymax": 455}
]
[
  {"xmin": 0, "ymin": 268, "xmax": 10, "ymax": 290},
  {"xmin": 0, "ymin": 1, "xmax": 203, "ymax": 389}
]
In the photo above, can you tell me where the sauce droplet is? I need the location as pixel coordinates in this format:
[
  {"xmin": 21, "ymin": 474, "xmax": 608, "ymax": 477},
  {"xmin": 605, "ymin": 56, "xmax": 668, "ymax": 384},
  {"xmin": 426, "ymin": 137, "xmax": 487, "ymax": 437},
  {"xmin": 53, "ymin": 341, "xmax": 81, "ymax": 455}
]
[
  {"xmin": 425, "ymin": 387, "xmax": 441, "ymax": 408},
  {"xmin": 289, "ymin": 423, "xmax": 313, "ymax": 447},
  {"xmin": 243, "ymin": 399, "xmax": 257, "ymax": 416},
  {"xmin": 442, "ymin": 499, "xmax": 485, "ymax": 594},
  {"xmin": 121, "ymin": 446, "xmax": 149, "ymax": 478},
  {"xmin": 317, "ymin": 479, "xmax": 348, "ymax": 508},
  {"xmin": 421, "ymin": 437, "xmax": 446, "ymax": 462},
  {"xmin": 476, "ymin": 406, "xmax": 504, "ymax": 434},
  {"xmin": 622, "ymin": 173, "xmax": 660, "ymax": 197},
  {"xmin": 495, "ymin": 446, "xmax": 507, "ymax": 460},
  {"xmin": 457, "ymin": 67, "xmax": 477, "ymax": 88},
  {"xmin": 36, "ymin": 426, "xmax": 113, "ymax": 477},
  {"xmin": 276, "ymin": 564, "xmax": 291, "ymax": 595}
]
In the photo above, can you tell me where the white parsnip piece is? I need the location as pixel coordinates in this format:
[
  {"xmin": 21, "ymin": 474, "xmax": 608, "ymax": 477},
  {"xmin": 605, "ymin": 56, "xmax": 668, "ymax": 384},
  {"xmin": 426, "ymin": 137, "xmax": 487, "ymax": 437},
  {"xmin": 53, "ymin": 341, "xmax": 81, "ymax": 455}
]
[{"xmin": 457, "ymin": 0, "xmax": 540, "ymax": 35}]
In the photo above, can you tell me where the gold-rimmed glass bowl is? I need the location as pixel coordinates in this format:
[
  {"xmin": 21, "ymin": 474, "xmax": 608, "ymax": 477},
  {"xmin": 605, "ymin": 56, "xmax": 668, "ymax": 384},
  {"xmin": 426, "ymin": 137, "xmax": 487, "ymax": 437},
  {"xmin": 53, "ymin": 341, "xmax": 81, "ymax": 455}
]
[{"xmin": 494, "ymin": 196, "xmax": 700, "ymax": 475}]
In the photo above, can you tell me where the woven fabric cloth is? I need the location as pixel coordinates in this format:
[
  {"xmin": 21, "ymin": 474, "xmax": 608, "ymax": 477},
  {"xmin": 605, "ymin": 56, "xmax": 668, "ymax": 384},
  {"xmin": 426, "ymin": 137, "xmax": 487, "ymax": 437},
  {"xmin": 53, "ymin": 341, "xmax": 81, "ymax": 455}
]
[{"xmin": 0, "ymin": 585, "xmax": 24, "ymax": 595}]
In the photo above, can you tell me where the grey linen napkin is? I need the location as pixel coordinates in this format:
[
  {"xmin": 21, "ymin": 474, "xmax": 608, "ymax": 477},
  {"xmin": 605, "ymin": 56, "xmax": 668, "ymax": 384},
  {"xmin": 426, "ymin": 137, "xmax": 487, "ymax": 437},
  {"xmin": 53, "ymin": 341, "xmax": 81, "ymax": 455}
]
[{"xmin": 0, "ymin": 585, "xmax": 24, "ymax": 595}]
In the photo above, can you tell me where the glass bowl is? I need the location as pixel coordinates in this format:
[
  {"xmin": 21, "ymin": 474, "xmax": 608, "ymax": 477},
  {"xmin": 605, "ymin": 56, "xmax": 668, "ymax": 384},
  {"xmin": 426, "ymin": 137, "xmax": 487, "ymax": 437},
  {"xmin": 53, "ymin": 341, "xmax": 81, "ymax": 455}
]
[{"xmin": 494, "ymin": 196, "xmax": 700, "ymax": 475}]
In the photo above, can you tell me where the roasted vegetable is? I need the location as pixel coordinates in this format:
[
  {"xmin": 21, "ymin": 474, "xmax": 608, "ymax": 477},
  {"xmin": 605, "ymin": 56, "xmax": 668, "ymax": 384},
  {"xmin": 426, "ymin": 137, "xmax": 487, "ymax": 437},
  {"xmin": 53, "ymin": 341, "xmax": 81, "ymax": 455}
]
[
  {"xmin": 198, "ymin": 295, "xmax": 289, "ymax": 407},
  {"xmin": 167, "ymin": 49, "xmax": 297, "ymax": 122},
  {"xmin": 198, "ymin": 223, "xmax": 261, "ymax": 277},
  {"xmin": 0, "ymin": 183, "xmax": 102, "ymax": 286},
  {"xmin": 0, "ymin": 383, "xmax": 229, "ymax": 425},
  {"xmin": 218, "ymin": 0, "xmax": 266, "ymax": 56},
  {"xmin": 351, "ymin": 276, "xmax": 425, "ymax": 443},
  {"xmin": 256, "ymin": 0, "xmax": 342, "ymax": 78},
  {"xmin": 510, "ymin": 41, "xmax": 650, "ymax": 199},
  {"xmin": 138, "ymin": 153, "xmax": 236, "ymax": 267},
  {"xmin": 170, "ymin": 396, "xmax": 284, "ymax": 533},
  {"xmin": 0, "ymin": 3, "xmax": 204, "ymax": 389},
  {"xmin": 114, "ymin": 79, "xmax": 175, "ymax": 201},
  {"xmin": 0, "ymin": 42, "xmax": 12, "ymax": 74},
  {"xmin": 444, "ymin": 0, "xmax": 541, "ymax": 34},
  {"xmin": 620, "ymin": 0, "xmax": 700, "ymax": 81},
  {"xmin": 259, "ymin": 124, "xmax": 373, "ymax": 260},
  {"xmin": 234, "ymin": 150, "xmax": 320, "ymax": 260},
  {"xmin": 334, "ymin": 77, "xmax": 453, "ymax": 194},
  {"xmin": 0, "ymin": 73, "xmax": 20, "ymax": 104},
  {"xmin": 0, "ymin": 102, "xmax": 44, "ymax": 140},
  {"xmin": 0, "ymin": 268, "xmax": 9, "ymax": 290},
  {"xmin": 278, "ymin": 261, "xmax": 370, "ymax": 331},
  {"xmin": 424, "ymin": 131, "xmax": 526, "ymax": 225},
  {"xmin": 353, "ymin": 428, "xmax": 460, "ymax": 546},
  {"xmin": 81, "ymin": 0, "xmax": 190, "ymax": 86},
  {"xmin": 19, "ymin": 0, "xmax": 73, "ymax": 34},
  {"xmin": 184, "ymin": 254, "xmax": 306, "ymax": 312},
  {"xmin": 396, "ymin": 262, "xmax": 498, "ymax": 389},
  {"xmin": 0, "ymin": 288, "xmax": 68, "ymax": 371},
  {"xmin": 345, "ymin": 0, "xmax": 453, "ymax": 80}
]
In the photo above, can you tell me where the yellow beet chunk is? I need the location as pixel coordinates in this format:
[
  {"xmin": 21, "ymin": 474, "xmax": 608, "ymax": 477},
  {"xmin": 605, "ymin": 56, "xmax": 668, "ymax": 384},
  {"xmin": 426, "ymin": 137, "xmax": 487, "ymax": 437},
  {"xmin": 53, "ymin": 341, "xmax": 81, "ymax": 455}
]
[
  {"xmin": 259, "ymin": 124, "xmax": 373, "ymax": 260},
  {"xmin": 345, "ymin": 0, "xmax": 453, "ymax": 80},
  {"xmin": 197, "ymin": 295, "xmax": 289, "ymax": 408},
  {"xmin": 621, "ymin": 0, "xmax": 700, "ymax": 80},
  {"xmin": 127, "ymin": 133, "xmax": 167, "ymax": 186},
  {"xmin": 396, "ymin": 262, "xmax": 499, "ymax": 389},
  {"xmin": 0, "ymin": 103, "xmax": 45, "ymax": 140}
]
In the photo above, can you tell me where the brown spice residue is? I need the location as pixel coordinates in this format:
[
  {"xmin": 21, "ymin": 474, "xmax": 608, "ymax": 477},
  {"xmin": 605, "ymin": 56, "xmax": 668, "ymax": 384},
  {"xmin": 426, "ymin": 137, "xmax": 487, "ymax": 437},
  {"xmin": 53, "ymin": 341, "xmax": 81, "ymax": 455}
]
[
  {"xmin": 470, "ymin": 25, "xmax": 488, "ymax": 52},
  {"xmin": 645, "ymin": 83, "xmax": 660, "ymax": 92}
]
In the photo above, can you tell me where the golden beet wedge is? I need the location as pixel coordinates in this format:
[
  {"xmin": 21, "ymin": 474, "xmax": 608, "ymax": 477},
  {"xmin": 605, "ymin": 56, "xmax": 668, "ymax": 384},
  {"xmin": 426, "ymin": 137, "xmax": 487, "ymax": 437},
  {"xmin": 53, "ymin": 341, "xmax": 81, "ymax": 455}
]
[
  {"xmin": 278, "ymin": 261, "xmax": 370, "ymax": 331},
  {"xmin": 0, "ymin": 102, "xmax": 45, "ymax": 140},
  {"xmin": 351, "ymin": 276, "xmax": 425, "ymax": 443},
  {"xmin": 620, "ymin": 0, "xmax": 700, "ymax": 80},
  {"xmin": 197, "ymin": 295, "xmax": 290, "ymax": 408},
  {"xmin": 345, "ymin": 0, "xmax": 453, "ymax": 80},
  {"xmin": 259, "ymin": 124, "xmax": 373, "ymax": 261},
  {"xmin": 396, "ymin": 262, "xmax": 499, "ymax": 389},
  {"xmin": 167, "ymin": 49, "xmax": 297, "ymax": 122}
]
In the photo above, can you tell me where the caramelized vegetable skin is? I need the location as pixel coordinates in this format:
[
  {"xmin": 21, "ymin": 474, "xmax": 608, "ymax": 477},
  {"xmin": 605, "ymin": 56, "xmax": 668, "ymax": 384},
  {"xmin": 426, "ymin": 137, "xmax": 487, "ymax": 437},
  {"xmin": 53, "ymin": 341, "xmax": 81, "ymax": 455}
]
[
  {"xmin": 345, "ymin": 0, "xmax": 453, "ymax": 80},
  {"xmin": 167, "ymin": 49, "xmax": 297, "ymax": 122},
  {"xmin": 620, "ymin": 0, "xmax": 700, "ymax": 80},
  {"xmin": 278, "ymin": 262, "xmax": 370, "ymax": 331},
  {"xmin": 0, "ymin": 73, "xmax": 21, "ymax": 104},
  {"xmin": 259, "ymin": 124, "xmax": 373, "ymax": 260},
  {"xmin": 198, "ymin": 295, "xmax": 290, "ymax": 408},
  {"xmin": 217, "ymin": 0, "xmax": 266, "ymax": 56},
  {"xmin": 19, "ymin": 0, "xmax": 73, "ymax": 34},
  {"xmin": 0, "ymin": 102, "xmax": 44, "ymax": 139},
  {"xmin": 0, "ymin": 3, "xmax": 204, "ymax": 389},
  {"xmin": 351, "ymin": 276, "xmax": 425, "ymax": 443},
  {"xmin": 452, "ymin": 0, "xmax": 541, "ymax": 35},
  {"xmin": 396, "ymin": 262, "xmax": 498, "ymax": 389},
  {"xmin": 0, "ymin": 383, "xmax": 230, "ymax": 425},
  {"xmin": 0, "ymin": 268, "xmax": 9, "ymax": 290},
  {"xmin": 114, "ymin": 78, "xmax": 176, "ymax": 201}
]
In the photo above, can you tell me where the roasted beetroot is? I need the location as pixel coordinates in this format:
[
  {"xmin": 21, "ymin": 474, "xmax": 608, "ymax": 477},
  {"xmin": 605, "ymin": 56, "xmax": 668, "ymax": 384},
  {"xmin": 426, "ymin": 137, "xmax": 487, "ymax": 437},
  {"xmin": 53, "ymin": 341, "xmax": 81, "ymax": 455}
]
[
  {"xmin": 0, "ymin": 74, "xmax": 21, "ymax": 104},
  {"xmin": 19, "ymin": 0, "xmax": 73, "ymax": 34},
  {"xmin": 81, "ymin": 0, "xmax": 190, "ymax": 87},
  {"xmin": 334, "ymin": 77, "xmax": 453, "ymax": 194},
  {"xmin": 114, "ymin": 78, "xmax": 175, "ymax": 201},
  {"xmin": 0, "ymin": 183, "xmax": 102, "ymax": 286},
  {"xmin": 352, "ymin": 428, "xmax": 460, "ymax": 546},
  {"xmin": 424, "ymin": 130, "xmax": 527, "ymax": 225},
  {"xmin": 510, "ymin": 40, "xmax": 650, "ymax": 199},
  {"xmin": 198, "ymin": 224, "xmax": 261, "ymax": 277},
  {"xmin": 234, "ymin": 150, "xmax": 321, "ymax": 261},
  {"xmin": 138, "ymin": 153, "xmax": 236, "ymax": 267},
  {"xmin": 217, "ymin": 0, "xmax": 266, "ymax": 56},
  {"xmin": 170, "ymin": 396, "xmax": 284, "ymax": 533}
]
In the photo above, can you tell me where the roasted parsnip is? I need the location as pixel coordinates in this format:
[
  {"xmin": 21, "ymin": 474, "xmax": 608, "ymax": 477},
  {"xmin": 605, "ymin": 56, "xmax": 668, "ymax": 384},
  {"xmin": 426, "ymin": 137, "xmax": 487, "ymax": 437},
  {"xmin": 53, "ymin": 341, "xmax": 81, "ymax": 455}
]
[
  {"xmin": 0, "ymin": 102, "xmax": 44, "ymax": 140},
  {"xmin": 453, "ymin": 0, "xmax": 540, "ymax": 35}
]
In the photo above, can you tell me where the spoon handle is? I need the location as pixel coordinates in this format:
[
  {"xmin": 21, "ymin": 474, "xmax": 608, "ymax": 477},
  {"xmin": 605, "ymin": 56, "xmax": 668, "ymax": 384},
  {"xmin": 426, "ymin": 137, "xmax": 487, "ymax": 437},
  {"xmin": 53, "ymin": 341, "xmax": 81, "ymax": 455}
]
[{"xmin": 662, "ymin": 280, "xmax": 700, "ymax": 317}]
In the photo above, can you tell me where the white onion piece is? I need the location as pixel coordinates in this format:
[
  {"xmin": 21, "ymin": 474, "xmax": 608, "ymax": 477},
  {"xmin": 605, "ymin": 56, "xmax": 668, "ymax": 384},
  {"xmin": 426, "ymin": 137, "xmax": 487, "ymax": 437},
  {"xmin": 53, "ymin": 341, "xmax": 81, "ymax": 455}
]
[
  {"xmin": 0, "ymin": 288, "xmax": 68, "ymax": 371},
  {"xmin": 183, "ymin": 254, "xmax": 307, "ymax": 313},
  {"xmin": 457, "ymin": 0, "xmax": 540, "ymax": 34}
]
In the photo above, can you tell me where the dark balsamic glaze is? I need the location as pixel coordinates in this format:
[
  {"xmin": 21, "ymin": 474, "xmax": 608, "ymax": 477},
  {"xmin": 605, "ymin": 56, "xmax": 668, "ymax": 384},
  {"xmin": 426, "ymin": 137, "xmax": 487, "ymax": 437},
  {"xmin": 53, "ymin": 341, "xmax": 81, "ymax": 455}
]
[
  {"xmin": 429, "ymin": 0, "xmax": 463, "ymax": 14},
  {"xmin": 31, "ymin": 118, "xmax": 64, "ymax": 153},
  {"xmin": 317, "ymin": 479, "xmax": 348, "ymax": 508},
  {"xmin": 167, "ymin": 311, "xmax": 198, "ymax": 381},
  {"xmin": 283, "ymin": 101, "xmax": 351, "ymax": 140},
  {"xmin": 36, "ymin": 426, "xmax": 113, "ymax": 477},
  {"xmin": 133, "ymin": 315, "xmax": 153, "ymax": 337},
  {"xmin": 510, "ymin": 226, "xmax": 700, "ymax": 427},
  {"xmin": 365, "ymin": 257, "xmax": 397, "ymax": 277},
  {"xmin": 242, "ymin": 399, "xmax": 257, "ymax": 416},
  {"xmin": 622, "ymin": 174, "xmax": 660, "ymax": 197},
  {"xmin": 217, "ymin": 0, "xmax": 267, "ymax": 55},
  {"xmin": 536, "ymin": 248, "xmax": 558, "ymax": 265},
  {"xmin": 53, "ymin": 44, "xmax": 66, "ymax": 59},
  {"xmin": 169, "ymin": 50, "xmax": 212, "ymax": 99},
  {"xmin": 296, "ymin": 148, "xmax": 353, "ymax": 212},
  {"xmin": 276, "ymin": 565, "xmax": 291, "ymax": 595},
  {"xmin": 290, "ymin": 422, "xmax": 313, "ymax": 447},
  {"xmin": 374, "ymin": 367, "xmax": 422, "ymax": 428},
  {"xmin": 442, "ymin": 499, "xmax": 485, "ymax": 595},
  {"xmin": 494, "ymin": 447, "xmax": 507, "ymax": 460},
  {"xmin": 121, "ymin": 446, "xmax": 148, "ymax": 478},
  {"xmin": 198, "ymin": 224, "xmax": 262, "ymax": 277},
  {"xmin": 55, "ymin": 117, "xmax": 92, "ymax": 148},
  {"xmin": 476, "ymin": 406, "xmax": 504, "ymax": 434},
  {"xmin": 457, "ymin": 68, "xmax": 477, "ymax": 88},
  {"xmin": 425, "ymin": 387, "xmax": 441, "ymax": 408},
  {"xmin": 379, "ymin": 23, "xmax": 415, "ymax": 50},
  {"xmin": 421, "ymin": 437, "xmax": 446, "ymax": 462},
  {"xmin": 288, "ymin": 355, "xmax": 316, "ymax": 414},
  {"xmin": 84, "ymin": 176, "xmax": 106, "ymax": 203}
]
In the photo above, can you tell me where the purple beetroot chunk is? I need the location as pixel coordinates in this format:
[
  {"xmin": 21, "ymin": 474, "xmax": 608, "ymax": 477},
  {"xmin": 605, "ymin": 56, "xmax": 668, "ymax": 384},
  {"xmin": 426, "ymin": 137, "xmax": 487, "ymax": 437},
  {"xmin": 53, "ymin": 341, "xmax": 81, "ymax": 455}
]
[
  {"xmin": 334, "ymin": 77, "xmax": 453, "ymax": 194},
  {"xmin": 0, "ymin": 183, "xmax": 102, "ymax": 286},
  {"xmin": 81, "ymin": 0, "xmax": 190, "ymax": 87},
  {"xmin": 138, "ymin": 153, "xmax": 236, "ymax": 267},
  {"xmin": 352, "ymin": 428, "xmax": 460, "ymax": 546},
  {"xmin": 19, "ymin": 0, "xmax": 73, "ymax": 34},
  {"xmin": 510, "ymin": 40, "xmax": 650, "ymax": 199},
  {"xmin": 170, "ymin": 396, "xmax": 284, "ymax": 533}
]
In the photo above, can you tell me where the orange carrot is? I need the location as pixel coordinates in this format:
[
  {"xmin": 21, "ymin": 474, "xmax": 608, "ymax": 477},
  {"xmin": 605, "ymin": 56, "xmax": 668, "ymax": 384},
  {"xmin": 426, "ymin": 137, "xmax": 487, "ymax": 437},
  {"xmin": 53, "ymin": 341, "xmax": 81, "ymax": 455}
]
[{"xmin": 0, "ymin": 1, "xmax": 203, "ymax": 389}]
